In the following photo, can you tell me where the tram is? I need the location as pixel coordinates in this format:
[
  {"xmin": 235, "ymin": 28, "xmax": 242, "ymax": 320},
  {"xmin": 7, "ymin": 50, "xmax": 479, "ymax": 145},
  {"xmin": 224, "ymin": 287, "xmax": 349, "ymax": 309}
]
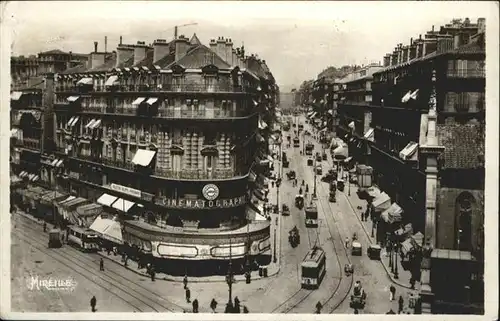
[
  {"xmin": 293, "ymin": 137, "xmax": 300, "ymax": 147},
  {"xmin": 305, "ymin": 203, "xmax": 319, "ymax": 227},
  {"xmin": 301, "ymin": 246, "xmax": 326, "ymax": 289},
  {"xmin": 67, "ymin": 225, "xmax": 100, "ymax": 252},
  {"xmin": 305, "ymin": 143, "xmax": 314, "ymax": 155}
]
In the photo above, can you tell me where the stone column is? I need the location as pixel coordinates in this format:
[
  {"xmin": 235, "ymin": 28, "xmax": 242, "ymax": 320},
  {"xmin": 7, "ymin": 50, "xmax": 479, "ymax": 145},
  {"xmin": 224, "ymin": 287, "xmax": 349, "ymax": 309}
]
[{"xmin": 418, "ymin": 70, "xmax": 445, "ymax": 314}]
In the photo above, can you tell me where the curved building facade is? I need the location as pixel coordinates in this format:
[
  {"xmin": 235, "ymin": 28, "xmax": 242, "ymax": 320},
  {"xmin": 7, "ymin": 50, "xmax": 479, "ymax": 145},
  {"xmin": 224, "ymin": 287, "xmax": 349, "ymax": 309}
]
[{"xmin": 47, "ymin": 34, "xmax": 279, "ymax": 274}]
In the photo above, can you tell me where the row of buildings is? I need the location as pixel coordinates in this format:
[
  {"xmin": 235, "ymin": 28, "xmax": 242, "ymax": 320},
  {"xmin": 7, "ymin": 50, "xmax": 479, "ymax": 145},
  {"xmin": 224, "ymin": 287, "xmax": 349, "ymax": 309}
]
[
  {"xmin": 11, "ymin": 33, "xmax": 280, "ymax": 275},
  {"xmin": 297, "ymin": 18, "xmax": 485, "ymax": 314}
]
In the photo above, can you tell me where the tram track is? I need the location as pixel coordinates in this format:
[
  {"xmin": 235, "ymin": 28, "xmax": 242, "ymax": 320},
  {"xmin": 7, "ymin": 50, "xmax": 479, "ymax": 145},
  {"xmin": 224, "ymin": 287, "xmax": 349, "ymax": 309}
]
[{"xmin": 12, "ymin": 216, "xmax": 186, "ymax": 313}]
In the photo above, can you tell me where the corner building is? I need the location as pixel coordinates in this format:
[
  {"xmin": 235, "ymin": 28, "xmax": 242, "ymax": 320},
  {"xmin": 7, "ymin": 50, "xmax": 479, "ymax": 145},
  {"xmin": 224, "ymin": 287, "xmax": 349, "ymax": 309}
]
[{"xmin": 50, "ymin": 34, "xmax": 278, "ymax": 274}]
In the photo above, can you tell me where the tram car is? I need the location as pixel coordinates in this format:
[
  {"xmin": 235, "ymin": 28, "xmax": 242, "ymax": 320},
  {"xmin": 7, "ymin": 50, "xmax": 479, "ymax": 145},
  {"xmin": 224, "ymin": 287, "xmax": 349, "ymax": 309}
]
[
  {"xmin": 301, "ymin": 246, "xmax": 326, "ymax": 289},
  {"xmin": 305, "ymin": 143, "xmax": 314, "ymax": 155},
  {"xmin": 298, "ymin": 123, "xmax": 304, "ymax": 131},
  {"xmin": 305, "ymin": 203, "xmax": 319, "ymax": 227},
  {"xmin": 282, "ymin": 204, "xmax": 290, "ymax": 216},
  {"xmin": 48, "ymin": 229, "xmax": 63, "ymax": 248},
  {"xmin": 293, "ymin": 137, "xmax": 300, "ymax": 147},
  {"xmin": 286, "ymin": 170, "xmax": 296, "ymax": 180},
  {"xmin": 329, "ymin": 191, "xmax": 336, "ymax": 203},
  {"xmin": 67, "ymin": 225, "xmax": 100, "ymax": 252},
  {"xmin": 315, "ymin": 152, "xmax": 322, "ymax": 162}
]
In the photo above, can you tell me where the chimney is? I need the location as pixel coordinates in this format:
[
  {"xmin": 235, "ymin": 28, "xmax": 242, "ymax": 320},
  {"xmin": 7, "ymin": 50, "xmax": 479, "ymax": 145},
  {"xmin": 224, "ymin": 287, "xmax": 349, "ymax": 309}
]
[
  {"xmin": 432, "ymin": 25, "xmax": 434, "ymax": 32},
  {"xmin": 153, "ymin": 39, "xmax": 170, "ymax": 63},
  {"xmin": 105, "ymin": 36, "xmax": 108, "ymax": 53},
  {"xmin": 477, "ymin": 18, "xmax": 486, "ymax": 33},
  {"xmin": 94, "ymin": 41, "xmax": 98, "ymax": 53},
  {"xmin": 134, "ymin": 41, "xmax": 147, "ymax": 65},
  {"xmin": 174, "ymin": 36, "xmax": 190, "ymax": 62},
  {"xmin": 224, "ymin": 38, "xmax": 233, "ymax": 64},
  {"xmin": 410, "ymin": 37, "xmax": 413, "ymax": 46},
  {"xmin": 419, "ymin": 34, "xmax": 422, "ymax": 40},
  {"xmin": 209, "ymin": 39, "xmax": 217, "ymax": 57},
  {"xmin": 231, "ymin": 48, "xmax": 238, "ymax": 67},
  {"xmin": 116, "ymin": 44, "xmax": 134, "ymax": 68},
  {"xmin": 216, "ymin": 36, "xmax": 226, "ymax": 60},
  {"xmin": 90, "ymin": 41, "xmax": 106, "ymax": 69},
  {"xmin": 383, "ymin": 54, "xmax": 390, "ymax": 67},
  {"xmin": 120, "ymin": 36, "xmax": 123, "ymax": 45}
]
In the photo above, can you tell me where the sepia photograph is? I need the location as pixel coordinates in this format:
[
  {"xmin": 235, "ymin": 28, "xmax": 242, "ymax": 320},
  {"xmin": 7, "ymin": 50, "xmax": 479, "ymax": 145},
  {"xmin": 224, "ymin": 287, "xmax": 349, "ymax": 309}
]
[{"xmin": 0, "ymin": 1, "xmax": 498, "ymax": 320}]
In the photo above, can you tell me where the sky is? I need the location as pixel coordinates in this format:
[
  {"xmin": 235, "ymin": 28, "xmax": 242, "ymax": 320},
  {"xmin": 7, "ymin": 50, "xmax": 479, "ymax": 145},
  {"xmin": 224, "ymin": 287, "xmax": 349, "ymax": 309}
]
[{"xmin": 3, "ymin": 1, "xmax": 497, "ymax": 92}]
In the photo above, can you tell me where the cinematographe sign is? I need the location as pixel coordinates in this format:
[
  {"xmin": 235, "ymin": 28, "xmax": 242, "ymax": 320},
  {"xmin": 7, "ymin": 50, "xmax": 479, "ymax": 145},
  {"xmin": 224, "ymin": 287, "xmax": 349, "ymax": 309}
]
[{"xmin": 159, "ymin": 195, "xmax": 247, "ymax": 209}]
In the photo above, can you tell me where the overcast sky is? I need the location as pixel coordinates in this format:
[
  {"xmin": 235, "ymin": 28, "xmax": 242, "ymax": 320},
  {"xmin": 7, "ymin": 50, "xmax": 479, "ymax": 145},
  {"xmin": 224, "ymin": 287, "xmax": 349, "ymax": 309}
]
[{"xmin": 3, "ymin": 1, "xmax": 496, "ymax": 92}]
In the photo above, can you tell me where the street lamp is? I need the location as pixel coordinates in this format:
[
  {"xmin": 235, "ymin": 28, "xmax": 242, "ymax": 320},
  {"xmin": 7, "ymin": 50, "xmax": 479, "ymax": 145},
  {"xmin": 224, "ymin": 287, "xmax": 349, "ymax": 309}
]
[
  {"xmin": 394, "ymin": 242, "xmax": 399, "ymax": 279},
  {"xmin": 226, "ymin": 238, "xmax": 234, "ymax": 308},
  {"xmin": 313, "ymin": 159, "xmax": 317, "ymax": 199},
  {"xmin": 348, "ymin": 171, "xmax": 351, "ymax": 196},
  {"xmin": 274, "ymin": 178, "xmax": 281, "ymax": 264},
  {"xmin": 389, "ymin": 242, "xmax": 394, "ymax": 270}
]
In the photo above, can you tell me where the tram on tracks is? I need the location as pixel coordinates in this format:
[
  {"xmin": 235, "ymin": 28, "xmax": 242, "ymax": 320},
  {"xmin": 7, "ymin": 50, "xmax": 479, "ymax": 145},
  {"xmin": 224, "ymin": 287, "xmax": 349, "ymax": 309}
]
[
  {"xmin": 293, "ymin": 137, "xmax": 300, "ymax": 147},
  {"xmin": 305, "ymin": 203, "xmax": 319, "ymax": 227},
  {"xmin": 67, "ymin": 225, "xmax": 100, "ymax": 252},
  {"xmin": 301, "ymin": 246, "xmax": 326, "ymax": 289}
]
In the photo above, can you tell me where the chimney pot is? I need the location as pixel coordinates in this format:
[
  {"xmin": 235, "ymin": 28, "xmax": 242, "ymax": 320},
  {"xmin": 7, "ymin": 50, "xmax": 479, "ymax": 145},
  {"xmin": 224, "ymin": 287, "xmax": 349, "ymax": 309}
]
[
  {"xmin": 94, "ymin": 41, "xmax": 98, "ymax": 53},
  {"xmin": 120, "ymin": 36, "xmax": 123, "ymax": 45},
  {"xmin": 419, "ymin": 34, "xmax": 422, "ymax": 40},
  {"xmin": 432, "ymin": 25, "xmax": 434, "ymax": 32},
  {"xmin": 410, "ymin": 37, "xmax": 413, "ymax": 45}
]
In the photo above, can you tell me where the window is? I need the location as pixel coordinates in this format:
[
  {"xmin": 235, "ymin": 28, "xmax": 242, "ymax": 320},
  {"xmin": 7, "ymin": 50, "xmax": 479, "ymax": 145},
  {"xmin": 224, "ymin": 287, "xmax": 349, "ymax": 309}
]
[
  {"xmin": 204, "ymin": 76, "xmax": 215, "ymax": 92},
  {"xmin": 171, "ymin": 154, "xmax": 182, "ymax": 171},
  {"xmin": 445, "ymin": 92, "xmax": 485, "ymax": 113},
  {"xmin": 447, "ymin": 60, "xmax": 485, "ymax": 78}
]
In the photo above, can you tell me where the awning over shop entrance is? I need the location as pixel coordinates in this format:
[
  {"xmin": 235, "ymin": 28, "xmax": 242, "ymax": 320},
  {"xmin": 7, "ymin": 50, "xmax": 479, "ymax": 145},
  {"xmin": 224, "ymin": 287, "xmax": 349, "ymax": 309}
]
[
  {"xmin": 399, "ymin": 142, "xmax": 419, "ymax": 161},
  {"xmin": 111, "ymin": 198, "xmax": 135, "ymax": 213},
  {"xmin": 97, "ymin": 193, "xmax": 118, "ymax": 207},
  {"xmin": 89, "ymin": 215, "xmax": 124, "ymax": 244},
  {"xmin": 372, "ymin": 192, "xmax": 391, "ymax": 212},
  {"xmin": 40, "ymin": 191, "xmax": 67, "ymax": 205},
  {"xmin": 246, "ymin": 206, "xmax": 267, "ymax": 221},
  {"xmin": 307, "ymin": 111, "xmax": 315, "ymax": 118},
  {"xmin": 11, "ymin": 91, "xmax": 23, "ymax": 100},
  {"xmin": 381, "ymin": 202, "xmax": 403, "ymax": 224}
]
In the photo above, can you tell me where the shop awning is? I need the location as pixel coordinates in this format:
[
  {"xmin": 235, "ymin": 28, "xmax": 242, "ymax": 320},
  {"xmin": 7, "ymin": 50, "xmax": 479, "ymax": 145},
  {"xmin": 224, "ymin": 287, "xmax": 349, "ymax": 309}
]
[
  {"xmin": 364, "ymin": 128, "xmax": 375, "ymax": 141},
  {"xmin": 256, "ymin": 133, "xmax": 265, "ymax": 143},
  {"xmin": 67, "ymin": 96, "xmax": 80, "ymax": 102},
  {"xmin": 328, "ymin": 109, "xmax": 333, "ymax": 115},
  {"xmin": 67, "ymin": 117, "xmax": 76, "ymax": 127},
  {"xmin": 101, "ymin": 219, "xmax": 124, "ymax": 244},
  {"xmin": 253, "ymin": 189, "xmax": 266, "ymax": 202},
  {"xmin": 41, "ymin": 191, "xmax": 66, "ymax": 204},
  {"xmin": 146, "ymin": 97, "xmax": 158, "ymax": 105},
  {"xmin": 11, "ymin": 91, "xmax": 23, "ymax": 100},
  {"xmin": 59, "ymin": 195, "xmax": 76, "ymax": 205},
  {"xmin": 112, "ymin": 198, "xmax": 135, "ymax": 213},
  {"xmin": 77, "ymin": 77, "xmax": 93, "ymax": 85},
  {"xmin": 333, "ymin": 145, "xmax": 348, "ymax": 159},
  {"xmin": 253, "ymin": 99, "xmax": 258, "ymax": 106},
  {"xmin": 344, "ymin": 156, "xmax": 353, "ymax": 163},
  {"xmin": 89, "ymin": 119, "xmax": 102, "ymax": 129},
  {"xmin": 367, "ymin": 186, "xmax": 381, "ymax": 198},
  {"xmin": 401, "ymin": 239, "xmax": 414, "ymax": 256},
  {"xmin": 132, "ymin": 97, "xmax": 146, "ymax": 105},
  {"xmin": 307, "ymin": 111, "xmax": 315, "ymax": 117},
  {"xmin": 89, "ymin": 215, "xmax": 112, "ymax": 234},
  {"xmin": 411, "ymin": 232, "xmax": 425, "ymax": 247},
  {"xmin": 248, "ymin": 197, "xmax": 263, "ymax": 214},
  {"xmin": 97, "ymin": 193, "xmax": 118, "ymax": 207},
  {"xmin": 258, "ymin": 120, "xmax": 268, "ymax": 130},
  {"xmin": 248, "ymin": 171, "xmax": 257, "ymax": 182},
  {"xmin": 63, "ymin": 197, "xmax": 87, "ymax": 208},
  {"xmin": 69, "ymin": 116, "xmax": 80, "ymax": 127},
  {"xmin": 257, "ymin": 86, "xmax": 262, "ymax": 91},
  {"xmin": 381, "ymin": 202, "xmax": 403, "ymax": 224},
  {"xmin": 76, "ymin": 203, "xmax": 103, "ymax": 217},
  {"xmin": 31, "ymin": 175, "xmax": 39, "ymax": 182},
  {"xmin": 19, "ymin": 171, "xmax": 28, "ymax": 178},
  {"xmin": 308, "ymin": 112, "xmax": 317, "ymax": 119},
  {"xmin": 131, "ymin": 149, "xmax": 156, "ymax": 167},
  {"xmin": 246, "ymin": 206, "xmax": 267, "ymax": 221},
  {"xmin": 399, "ymin": 142, "xmax": 419, "ymax": 161},
  {"xmin": 395, "ymin": 223, "xmax": 413, "ymax": 237},
  {"xmin": 55, "ymin": 159, "xmax": 64, "ymax": 167},
  {"xmin": 85, "ymin": 119, "xmax": 97, "ymax": 129},
  {"xmin": 348, "ymin": 121, "xmax": 355, "ymax": 129},
  {"xmin": 372, "ymin": 192, "xmax": 391, "ymax": 212},
  {"xmin": 105, "ymin": 75, "xmax": 119, "ymax": 87}
]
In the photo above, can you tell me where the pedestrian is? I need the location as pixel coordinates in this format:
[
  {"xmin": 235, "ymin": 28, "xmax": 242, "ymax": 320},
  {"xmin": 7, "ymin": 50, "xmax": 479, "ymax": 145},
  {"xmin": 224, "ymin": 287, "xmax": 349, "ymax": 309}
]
[
  {"xmin": 234, "ymin": 296, "xmax": 240, "ymax": 307},
  {"xmin": 315, "ymin": 301, "xmax": 322, "ymax": 314},
  {"xmin": 150, "ymin": 266, "xmax": 156, "ymax": 281},
  {"xmin": 192, "ymin": 299, "xmax": 199, "ymax": 313},
  {"xmin": 90, "ymin": 296, "xmax": 97, "ymax": 312},
  {"xmin": 183, "ymin": 275, "xmax": 188, "ymax": 289},
  {"xmin": 299, "ymin": 187, "xmax": 303, "ymax": 195},
  {"xmin": 243, "ymin": 306, "xmax": 249, "ymax": 313},
  {"xmin": 99, "ymin": 258, "xmax": 104, "ymax": 271},
  {"xmin": 185, "ymin": 287, "xmax": 191, "ymax": 303},
  {"xmin": 107, "ymin": 247, "xmax": 111, "ymax": 256},
  {"xmin": 345, "ymin": 236, "xmax": 350, "ymax": 249},
  {"xmin": 210, "ymin": 298, "xmax": 218, "ymax": 313},
  {"xmin": 354, "ymin": 309, "xmax": 359, "ymax": 314},
  {"xmin": 398, "ymin": 295, "xmax": 404, "ymax": 314},
  {"xmin": 410, "ymin": 277, "xmax": 416, "ymax": 289},
  {"xmin": 389, "ymin": 284, "xmax": 396, "ymax": 301},
  {"xmin": 43, "ymin": 222, "xmax": 47, "ymax": 232}
]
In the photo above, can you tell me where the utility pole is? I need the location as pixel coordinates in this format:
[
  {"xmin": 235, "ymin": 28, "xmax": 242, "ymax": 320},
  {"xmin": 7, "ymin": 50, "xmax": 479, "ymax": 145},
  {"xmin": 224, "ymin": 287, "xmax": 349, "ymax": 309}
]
[
  {"xmin": 226, "ymin": 238, "xmax": 233, "ymax": 308},
  {"xmin": 313, "ymin": 158, "xmax": 317, "ymax": 199}
]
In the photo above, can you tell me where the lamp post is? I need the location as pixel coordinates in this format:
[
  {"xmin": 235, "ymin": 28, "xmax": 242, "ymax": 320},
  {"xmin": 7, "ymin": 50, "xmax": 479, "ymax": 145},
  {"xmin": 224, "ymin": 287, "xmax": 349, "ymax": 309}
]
[
  {"xmin": 394, "ymin": 242, "xmax": 399, "ymax": 279},
  {"xmin": 348, "ymin": 171, "xmax": 351, "ymax": 196},
  {"xmin": 274, "ymin": 178, "xmax": 281, "ymax": 264},
  {"xmin": 389, "ymin": 242, "xmax": 394, "ymax": 270},
  {"xmin": 313, "ymin": 159, "xmax": 317, "ymax": 199},
  {"xmin": 226, "ymin": 238, "xmax": 233, "ymax": 307}
]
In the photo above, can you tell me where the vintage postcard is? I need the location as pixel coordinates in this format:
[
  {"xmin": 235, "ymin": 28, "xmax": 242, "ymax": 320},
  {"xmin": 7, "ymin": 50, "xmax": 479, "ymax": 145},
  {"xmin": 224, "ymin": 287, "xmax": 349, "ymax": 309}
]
[{"xmin": 0, "ymin": 1, "xmax": 498, "ymax": 320}]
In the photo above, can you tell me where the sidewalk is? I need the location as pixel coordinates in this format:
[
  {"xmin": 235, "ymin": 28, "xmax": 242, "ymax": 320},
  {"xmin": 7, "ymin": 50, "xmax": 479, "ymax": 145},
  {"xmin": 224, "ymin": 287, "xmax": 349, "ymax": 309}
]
[
  {"xmin": 14, "ymin": 209, "xmax": 281, "ymax": 284},
  {"xmin": 322, "ymin": 151, "xmax": 414, "ymax": 290}
]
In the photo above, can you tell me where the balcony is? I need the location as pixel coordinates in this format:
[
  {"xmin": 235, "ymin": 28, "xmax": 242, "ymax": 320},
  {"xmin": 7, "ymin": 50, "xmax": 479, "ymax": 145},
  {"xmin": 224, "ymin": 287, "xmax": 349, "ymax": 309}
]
[
  {"xmin": 55, "ymin": 83, "xmax": 255, "ymax": 94},
  {"xmin": 14, "ymin": 138, "xmax": 40, "ymax": 151},
  {"xmin": 447, "ymin": 69, "xmax": 485, "ymax": 79},
  {"xmin": 79, "ymin": 105, "xmax": 255, "ymax": 120},
  {"xmin": 153, "ymin": 168, "xmax": 245, "ymax": 181}
]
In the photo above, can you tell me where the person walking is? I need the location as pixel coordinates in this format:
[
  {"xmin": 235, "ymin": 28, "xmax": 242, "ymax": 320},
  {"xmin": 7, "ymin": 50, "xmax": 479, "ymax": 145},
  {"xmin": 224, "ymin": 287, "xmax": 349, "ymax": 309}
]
[
  {"xmin": 398, "ymin": 295, "xmax": 404, "ymax": 314},
  {"xmin": 234, "ymin": 296, "xmax": 240, "ymax": 313},
  {"xmin": 389, "ymin": 284, "xmax": 396, "ymax": 301},
  {"xmin": 150, "ymin": 265, "xmax": 156, "ymax": 282},
  {"xmin": 243, "ymin": 306, "xmax": 249, "ymax": 313},
  {"xmin": 99, "ymin": 258, "xmax": 104, "ymax": 271},
  {"xmin": 185, "ymin": 287, "xmax": 191, "ymax": 303},
  {"xmin": 183, "ymin": 275, "xmax": 188, "ymax": 289},
  {"xmin": 192, "ymin": 299, "xmax": 199, "ymax": 313},
  {"xmin": 345, "ymin": 236, "xmax": 350, "ymax": 249},
  {"xmin": 210, "ymin": 298, "xmax": 218, "ymax": 313},
  {"xmin": 315, "ymin": 301, "xmax": 322, "ymax": 314},
  {"xmin": 90, "ymin": 296, "xmax": 97, "ymax": 312}
]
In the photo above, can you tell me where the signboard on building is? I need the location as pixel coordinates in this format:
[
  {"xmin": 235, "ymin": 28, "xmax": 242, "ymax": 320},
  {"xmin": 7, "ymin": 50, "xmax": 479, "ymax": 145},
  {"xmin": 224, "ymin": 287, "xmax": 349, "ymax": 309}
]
[
  {"xmin": 156, "ymin": 195, "xmax": 247, "ymax": 210},
  {"xmin": 110, "ymin": 183, "xmax": 141, "ymax": 198}
]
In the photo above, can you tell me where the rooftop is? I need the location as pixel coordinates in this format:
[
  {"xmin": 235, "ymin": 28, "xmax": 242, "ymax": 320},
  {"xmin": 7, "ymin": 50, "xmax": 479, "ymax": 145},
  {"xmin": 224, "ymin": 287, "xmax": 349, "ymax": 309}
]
[{"xmin": 437, "ymin": 122, "xmax": 485, "ymax": 169}]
